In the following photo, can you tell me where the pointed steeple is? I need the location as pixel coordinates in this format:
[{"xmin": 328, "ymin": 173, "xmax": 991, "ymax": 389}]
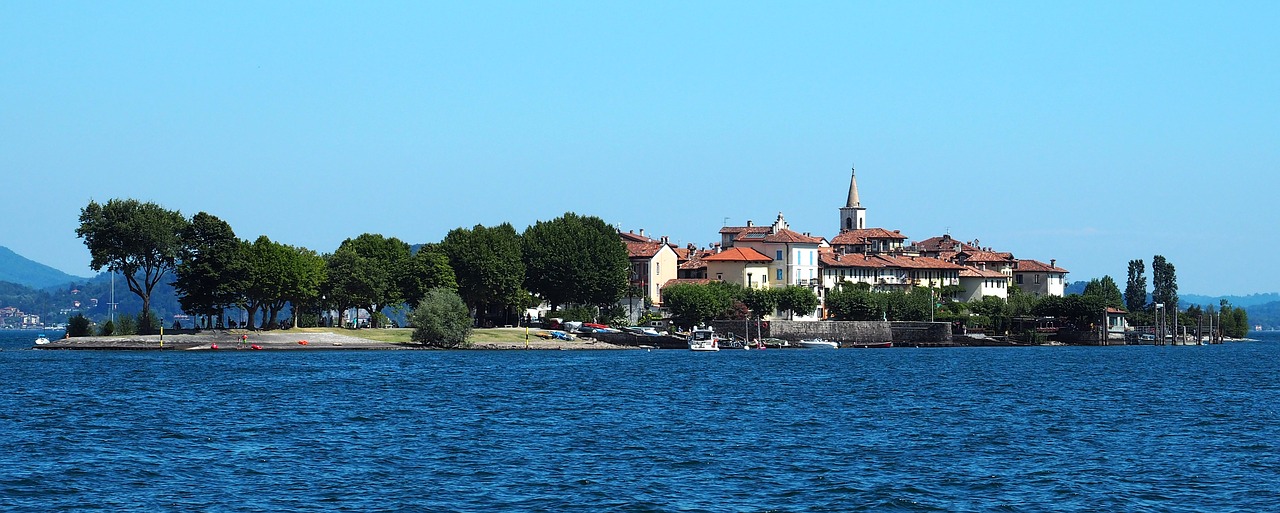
[
  {"xmin": 846, "ymin": 165, "xmax": 861, "ymax": 208},
  {"xmin": 839, "ymin": 164, "xmax": 867, "ymax": 233}
]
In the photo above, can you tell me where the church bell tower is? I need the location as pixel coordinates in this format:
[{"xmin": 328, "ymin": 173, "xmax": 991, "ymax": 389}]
[{"xmin": 839, "ymin": 165, "xmax": 866, "ymax": 232}]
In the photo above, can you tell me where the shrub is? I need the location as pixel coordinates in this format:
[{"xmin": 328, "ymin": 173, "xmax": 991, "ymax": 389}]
[
  {"xmin": 67, "ymin": 314, "xmax": 93, "ymax": 337},
  {"xmin": 409, "ymin": 288, "xmax": 472, "ymax": 348},
  {"xmin": 99, "ymin": 319, "xmax": 115, "ymax": 336}
]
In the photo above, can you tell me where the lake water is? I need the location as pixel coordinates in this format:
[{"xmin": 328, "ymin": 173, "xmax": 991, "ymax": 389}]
[{"xmin": 2, "ymin": 330, "xmax": 1278, "ymax": 512}]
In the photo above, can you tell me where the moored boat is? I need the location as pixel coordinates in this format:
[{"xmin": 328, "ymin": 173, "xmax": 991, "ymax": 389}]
[
  {"xmin": 34, "ymin": 333, "xmax": 50, "ymax": 345},
  {"xmin": 846, "ymin": 341, "xmax": 893, "ymax": 348},
  {"xmin": 688, "ymin": 326, "xmax": 719, "ymax": 352},
  {"xmin": 797, "ymin": 338, "xmax": 840, "ymax": 349}
]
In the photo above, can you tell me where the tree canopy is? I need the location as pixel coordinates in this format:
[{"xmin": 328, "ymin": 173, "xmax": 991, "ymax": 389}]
[
  {"xmin": 1152, "ymin": 255, "xmax": 1179, "ymax": 310},
  {"xmin": 1125, "ymin": 259, "xmax": 1147, "ymax": 312},
  {"xmin": 174, "ymin": 212, "xmax": 248, "ymax": 327},
  {"xmin": 1083, "ymin": 276, "xmax": 1124, "ymax": 309},
  {"xmin": 440, "ymin": 223, "xmax": 527, "ymax": 319},
  {"xmin": 521, "ymin": 212, "xmax": 629, "ymax": 311},
  {"xmin": 76, "ymin": 198, "xmax": 189, "ymax": 333}
]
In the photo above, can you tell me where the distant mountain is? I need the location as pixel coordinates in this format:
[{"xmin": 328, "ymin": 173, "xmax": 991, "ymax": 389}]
[
  {"xmin": 1182, "ymin": 293, "xmax": 1280, "ymax": 308},
  {"xmin": 0, "ymin": 246, "xmax": 90, "ymax": 289}
]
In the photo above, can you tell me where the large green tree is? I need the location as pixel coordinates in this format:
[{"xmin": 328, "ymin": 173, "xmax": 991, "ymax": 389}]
[
  {"xmin": 521, "ymin": 212, "xmax": 630, "ymax": 311},
  {"xmin": 824, "ymin": 282, "xmax": 880, "ymax": 321},
  {"xmin": 1151, "ymin": 255, "xmax": 1178, "ymax": 311},
  {"xmin": 401, "ymin": 244, "xmax": 457, "ymax": 307},
  {"xmin": 336, "ymin": 233, "xmax": 412, "ymax": 328},
  {"xmin": 324, "ymin": 247, "xmax": 385, "ymax": 328},
  {"xmin": 76, "ymin": 199, "xmax": 189, "ymax": 334},
  {"xmin": 1125, "ymin": 259, "xmax": 1147, "ymax": 312},
  {"xmin": 243, "ymin": 236, "xmax": 292, "ymax": 329},
  {"xmin": 1083, "ymin": 276, "xmax": 1124, "ymax": 309},
  {"xmin": 174, "ymin": 212, "xmax": 248, "ymax": 328},
  {"xmin": 776, "ymin": 285, "xmax": 820, "ymax": 320},
  {"xmin": 661, "ymin": 282, "xmax": 737, "ymax": 328},
  {"xmin": 440, "ymin": 223, "xmax": 526, "ymax": 321}
]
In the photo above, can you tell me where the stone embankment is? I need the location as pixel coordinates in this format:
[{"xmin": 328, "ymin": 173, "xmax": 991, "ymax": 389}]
[{"xmin": 36, "ymin": 331, "xmax": 401, "ymax": 350}]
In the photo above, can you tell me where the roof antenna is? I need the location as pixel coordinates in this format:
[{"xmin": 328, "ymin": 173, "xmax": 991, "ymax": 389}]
[{"xmin": 723, "ymin": 217, "xmax": 730, "ymax": 226}]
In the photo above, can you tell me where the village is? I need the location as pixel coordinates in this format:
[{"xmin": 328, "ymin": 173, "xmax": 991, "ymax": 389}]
[{"xmin": 620, "ymin": 167, "xmax": 1076, "ymax": 324}]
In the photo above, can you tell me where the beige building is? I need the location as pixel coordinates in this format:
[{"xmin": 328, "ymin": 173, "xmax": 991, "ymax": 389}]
[
  {"xmin": 703, "ymin": 247, "xmax": 774, "ymax": 289},
  {"xmin": 958, "ymin": 267, "xmax": 1010, "ymax": 302},
  {"xmin": 622, "ymin": 230, "xmax": 679, "ymax": 306},
  {"xmin": 1013, "ymin": 259, "xmax": 1068, "ymax": 297}
]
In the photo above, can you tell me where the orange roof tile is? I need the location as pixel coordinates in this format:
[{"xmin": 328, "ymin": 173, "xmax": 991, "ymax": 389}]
[
  {"xmin": 702, "ymin": 247, "xmax": 774, "ymax": 263},
  {"xmin": 1015, "ymin": 259, "xmax": 1068, "ymax": 273},
  {"xmin": 831, "ymin": 228, "xmax": 909, "ymax": 245}
]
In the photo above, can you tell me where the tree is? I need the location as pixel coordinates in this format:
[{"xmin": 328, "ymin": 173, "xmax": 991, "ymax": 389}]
[
  {"xmin": 1083, "ymin": 276, "xmax": 1124, "ymax": 309},
  {"xmin": 1151, "ymin": 255, "xmax": 1179, "ymax": 311},
  {"xmin": 661, "ymin": 282, "xmax": 737, "ymax": 328},
  {"xmin": 337, "ymin": 234, "xmax": 412, "ymax": 328},
  {"xmin": 776, "ymin": 285, "xmax": 820, "ymax": 319},
  {"xmin": 824, "ymin": 282, "xmax": 880, "ymax": 320},
  {"xmin": 440, "ymin": 223, "xmax": 526, "ymax": 323},
  {"xmin": 742, "ymin": 287, "xmax": 781, "ymax": 319},
  {"xmin": 243, "ymin": 236, "xmax": 291, "ymax": 329},
  {"xmin": 280, "ymin": 245, "xmax": 327, "ymax": 329},
  {"xmin": 174, "ymin": 212, "xmax": 248, "ymax": 328},
  {"xmin": 76, "ymin": 199, "xmax": 189, "ymax": 334},
  {"xmin": 324, "ymin": 246, "xmax": 384, "ymax": 328},
  {"xmin": 409, "ymin": 287, "xmax": 473, "ymax": 348},
  {"xmin": 522, "ymin": 212, "xmax": 629, "ymax": 311},
  {"xmin": 401, "ymin": 244, "xmax": 457, "ymax": 307},
  {"xmin": 1125, "ymin": 259, "xmax": 1147, "ymax": 312}
]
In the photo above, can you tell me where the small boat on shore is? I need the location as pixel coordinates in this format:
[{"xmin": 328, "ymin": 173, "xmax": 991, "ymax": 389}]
[
  {"xmin": 34, "ymin": 334, "xmax": 50, "ymax": 345},
  {"xmin": 797, "ymin": 338, "xmax": 839, "ymax": 349},
  {"xmin": 688, "ymin": 326, "xmax": 719, "ymax": 352},
  {"xmin": 846, "ymin": 341, "xmax": 893, "ymax": 348}
]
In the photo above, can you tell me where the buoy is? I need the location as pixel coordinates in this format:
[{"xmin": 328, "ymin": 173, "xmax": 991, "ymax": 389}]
[
  {"xmin": 250, "ymin": 344, "xmax": 262, "ymax": 350},
  {"xmin": 211, "ymin": 344, "xmax": 219, "ymax": 350},
  {"xmin": 298, "ymin": 340, "xmax": 309, "ymax": 345}
]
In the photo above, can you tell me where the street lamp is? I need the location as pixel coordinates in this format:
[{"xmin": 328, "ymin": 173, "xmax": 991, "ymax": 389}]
[{"xmin": 1155, "ymin": 303, "xmax": 1165, "ymax": 345}]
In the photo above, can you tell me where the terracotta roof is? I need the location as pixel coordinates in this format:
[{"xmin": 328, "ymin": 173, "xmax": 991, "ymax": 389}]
[
  {"xmin": 662, "ymin": 278, "xmax": 712, "ymax": 288},
  {"xmin": 702, "ymin": 247, "xmax": 774, "ymax": 263},
  {"xmin": 1014, "ymin": 259, "xmax": 1068, "ymax": 273},
  {"xmin": 831, "ymin": 228, "xmax": 908, "ymax": 245},
  {"xmin": 959, "ymin": 267, "xmax": 1008, "ymax": 278},
  {"xmin": 625, "ymin": 241, "xmax": 666, "ymax": 259},
  {"xmin": 819, "ymin": 252, "xmax": 888, "ymax": 268},
  {"xmin": 619, "ymin": 231, "xmax": 654, "ymax": 243},
  {"xmin": 1106, "ymin": 307, "xmax": 1128, "ymax": 314},
  {"xmin": 876, "ymin": 254, "xmax": 966, "ymax": 270},
  {"xmin": 957, "ymin": 250, "xmax": 1016, "ymax": 263},
  {"xmin": 719, "ymin": 226, "xmax": 771, "ymax": 235},
  {"xmin": 916, "ymin": 235, "xmax": 980, "ymax": 253},
  {"xmin": 758, "ymin": 228, "xmax": 823, "ymax": 244},
  {"xmin": 679, "ymin": 258, "xmax": 707, "ymax": 270}
]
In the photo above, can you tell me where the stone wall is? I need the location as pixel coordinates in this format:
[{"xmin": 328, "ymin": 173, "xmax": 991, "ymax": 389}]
[
  {"xmin": 707, "ymin": 319, "xmax": 900, "ymax": 344},
  {"xmin": 890, "ymin": 321, "xmax": 953, "ymax": 346}
]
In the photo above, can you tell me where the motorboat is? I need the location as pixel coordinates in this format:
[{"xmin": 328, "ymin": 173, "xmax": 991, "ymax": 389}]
[
  {"xmin": 688, "ymin": 326, "xmax": 719, "ymax": 352},
  {"xmin": 846, "ymin": 341, "xmax": 893, "ymax": 348},
  {"xmin": 34, "ymin": 333, "xmax": 51, "ymax": 345},
  {"xmin": 797, "ymin": 338, "xmax": 839, "ymax": 349}
]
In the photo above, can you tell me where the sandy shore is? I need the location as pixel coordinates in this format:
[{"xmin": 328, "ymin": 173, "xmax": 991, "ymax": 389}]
[{"xmin": 36, "ymin": 329, "xmax": 637, "ymax": 351}]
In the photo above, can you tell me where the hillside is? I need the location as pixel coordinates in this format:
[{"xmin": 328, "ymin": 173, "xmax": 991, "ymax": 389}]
[{"xmin": 0, "ymin": 245, "xmax": 89, "ymax": 289}]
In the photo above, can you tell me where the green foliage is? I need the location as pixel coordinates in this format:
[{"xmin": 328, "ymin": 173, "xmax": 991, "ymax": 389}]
[
  {"xmin": 116, "ymin": 313, "xmax": 137, "ymax": 335},
  {"xmin": 661, "ymin": 282, "xmax": 738, "ymax": 327},
  {"xmin": 742, "ymin": 287, "xmax": 781, "ymax": 319},
  {"xmin": 76, "ymin": 198, "xmax": 189, "ymax": 334},
  {"xmin": 332, "ymin": 234, "xmax": 411, "ymax": 328},
  {"xmin": 1083, "ymin": 276, "xmax": 1124, "ymax": 309},
  {"xmin": 1125, "ymin": 259, "xmax": 1147, "ymax": 312},
  {"xmin": 440, "ymin": 223, "xmax": 527, "ymax": 317},
  {"xmin": 67, "ymin": 314, "xmax": 92, "ymax": 337},
  {"xmin": 636, "ymin": 310, "xmax": 663, "ymax": 326},
  {"xmin": 776, "ymin": 285, "xmax": 819, "ymax": 319},
  {"xmin": 556, "ymin": 305, "xmax": 598, "ymax": 323},
  {"xmin": 98, "ymin": 319, "xmax": 115, "ymax": 336},
  {"xmin": 825, "ymin": 282, "xmax": 881, "ymax": 320},
  {"xmin": 1151, "ymin": 255, "xmax": 1178, "ymax": 311},
  {"xmin": 1217, "ymin": 300, "xmax": 1250, "ymax": 338},
  {"xmin": 402, "ymin": 245, "xmax": 457, "ymax": 307},
  {"xmin": 1033, "ymin": 294, "xmax": 1106, "ymax": 328},
  {"xmin": 521, "ymin": 212, "xmax": 629, "ymax": 310},
  {"xmin": 408, "ymin": 288, "xmax": 472, "ymax": 348},
  {"xmin": 175, "ymin": 212, "xmax": 248, "ymax": 324}
]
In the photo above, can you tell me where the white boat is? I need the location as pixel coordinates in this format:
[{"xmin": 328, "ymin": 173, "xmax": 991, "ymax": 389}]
[
  {"xmin": 797, "ymin": 338, "xmax": 839, "ymax": 349},
  {"xmin": 688, "ymin": 326, "xmax": 719, "ymax": 352},
  {"xmin": 34, "ymin": 333, "xmax": 51, "ymax": 345}
]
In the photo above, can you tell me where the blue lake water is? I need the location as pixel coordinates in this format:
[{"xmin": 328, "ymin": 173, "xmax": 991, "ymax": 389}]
[{"xmin": 2, "ymin": 330, "xmax": 1278, "ymax": 512}]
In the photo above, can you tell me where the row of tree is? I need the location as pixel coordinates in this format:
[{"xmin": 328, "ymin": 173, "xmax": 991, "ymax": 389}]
[{"xmin": 76, "ymin": 199, "xmax": 631, "ymax": 337}]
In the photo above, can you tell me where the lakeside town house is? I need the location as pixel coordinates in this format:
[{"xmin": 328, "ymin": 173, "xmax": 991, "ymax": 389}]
[{"xmin": 636, "ymin": 165, "xmax": 1068, "ymax": 320}]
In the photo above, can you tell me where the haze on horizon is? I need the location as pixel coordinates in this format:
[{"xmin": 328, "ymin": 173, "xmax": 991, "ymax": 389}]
[{"xmin": 2, "ymin": 2, "xmax": 1276, "ymax": 296}]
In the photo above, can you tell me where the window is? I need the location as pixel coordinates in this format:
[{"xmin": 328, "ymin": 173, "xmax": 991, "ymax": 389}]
[
  {"xmin": 776, "ymin": 250, "xmax": 783, "ymax": 261},
  {"xmin": 1016, "ymin": 275, "xmax": 1023, "ymax": 284},
  {"xmin": 777, "ymin": 269, "xmax": 783, "ymax": 281},
  {"xmin": 656, "ymin": 262, "xmax": 660, "ymax": 276},
  {"xmin": 1035, "ymin": 274, "xmax": 1041, "ymax": 284}
]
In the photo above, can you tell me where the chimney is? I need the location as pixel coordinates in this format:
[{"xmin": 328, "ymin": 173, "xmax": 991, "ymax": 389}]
[
  {"xmin": 639, "ymin": 228, "xmax": 645, "ymax": 237},
  {"xmin": 661, "ymin": 236, "xmax": 669, "ymax": 244},
  {"xmin": 746, "ymin": 220, "xmax": 753, "ymax": 227},
  {"xmin": 1050, "ymin": 259, "xmax": 1056, "ymax": 268}
]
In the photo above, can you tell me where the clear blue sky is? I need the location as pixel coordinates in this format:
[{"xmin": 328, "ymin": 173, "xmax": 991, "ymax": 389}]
[{"xmin": 3, "ymin": 2, "xmax": 1277, "ymax": 296}]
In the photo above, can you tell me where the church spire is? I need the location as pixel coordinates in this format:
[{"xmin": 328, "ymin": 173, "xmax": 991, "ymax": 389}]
[
  {"xmin": 846, "ymin": 165, "xmax": 861, "ymax": 208},
  {"xmin": 839, "ymin": 164, "xmax": 867, "ymax": 232}
]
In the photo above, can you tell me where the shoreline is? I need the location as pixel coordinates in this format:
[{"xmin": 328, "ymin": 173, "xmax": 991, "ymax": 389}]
[{"xmin": 33, "ymin": 329, "xmax": 637, "ymax": 351}]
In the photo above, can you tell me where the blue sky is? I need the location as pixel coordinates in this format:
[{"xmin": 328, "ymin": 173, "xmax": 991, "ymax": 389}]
[{"xmin": 2, "ymin": 2, "xmax": 1277, "ymax": 296}]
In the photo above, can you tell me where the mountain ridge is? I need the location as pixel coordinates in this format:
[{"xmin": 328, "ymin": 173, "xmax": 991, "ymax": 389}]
[{"xmin": 0, "ymin": 245, "xmax": 90, "ymax": 289}]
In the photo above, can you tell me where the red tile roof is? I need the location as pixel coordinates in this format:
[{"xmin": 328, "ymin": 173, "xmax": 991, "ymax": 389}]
[
  {"xmin": 702, "ymin": 247, "xmax": 774, "ymax": 263},
  {"xmin": 626, "ymin": 241, "xmax": 666, "ymax": 259},
  {"xmin": 1014, "ymin": 259, "xmax": 1068, "ymax": 273},
  {"xmin": 831, "ymin": 228, "xmax": 908, "ymax": 245},
  {"xmin": 662, "ymin": 278, "xmax": 713, "ymax": 288},
  {"xmin": 619, "ymin": 231, "xmax": 654, "ymax": 243},
  {"xmin": 916, "ymin": 235, "xmax": 980, "ymax": 253},
  {"xmin": 875, "ymin": 254, "xmax": 966, "ymax": 270},
  {"xmin": 720, "ymin": 226, "xmax": 771, "ymax": 235},
  {"xmin": 819, "ymin": 252, "xmax": 888, "ymax": 268},
  {"xmin": 758, "ymin": 228, "xmax": 823, "ymax": 244},
  {"xmin": 957, "ymin": 250, "xmax": 1016, "ymax": 263},
  {"xmin": 959, "ymin": 267, "xmax": 1008, "ymax": 278}
]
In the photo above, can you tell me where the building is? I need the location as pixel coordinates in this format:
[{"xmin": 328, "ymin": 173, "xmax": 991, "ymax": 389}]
[
  {"xmin": 621, "ymin": 230, "xmax": 679, "ymax": 306},
  {"xmin": 702, "ymin": 247, "xmax": 774, "ymax": 289},
  {"xmin": 1013, "ymin": 259, "xmax": 1069, "ymax": 297}
]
